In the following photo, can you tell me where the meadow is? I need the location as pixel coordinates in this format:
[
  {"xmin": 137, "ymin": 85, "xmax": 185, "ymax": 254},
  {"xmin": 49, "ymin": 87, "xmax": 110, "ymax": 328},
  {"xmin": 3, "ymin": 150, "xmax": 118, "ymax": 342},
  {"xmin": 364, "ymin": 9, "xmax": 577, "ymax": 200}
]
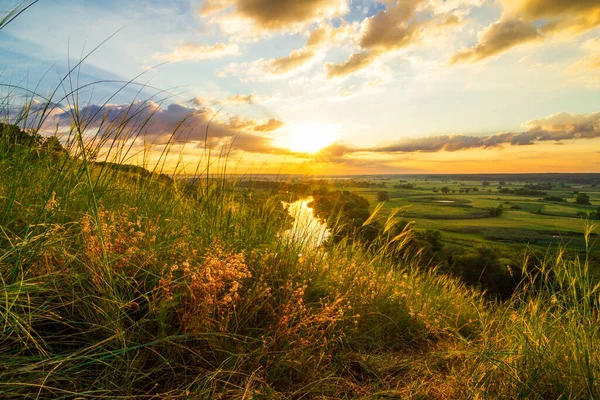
[
  {"xmin": 1, "ymin": 115, "xmax": 599, "ymax": 397},
  {"xmin": 338, "ymin": 176, "xmax": 600, "ymax": 262}
]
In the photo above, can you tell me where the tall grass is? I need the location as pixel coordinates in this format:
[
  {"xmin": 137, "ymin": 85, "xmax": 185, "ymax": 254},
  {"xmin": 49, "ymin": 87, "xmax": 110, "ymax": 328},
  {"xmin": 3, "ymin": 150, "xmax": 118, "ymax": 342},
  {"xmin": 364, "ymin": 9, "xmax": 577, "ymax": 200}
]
[
  {"xmin": 1, "ymin": 37, "xmax": 599, "ymax": 399},
  {"xmin": 459, "ymin": 224, "xmax": 600, "ymax": 398}
]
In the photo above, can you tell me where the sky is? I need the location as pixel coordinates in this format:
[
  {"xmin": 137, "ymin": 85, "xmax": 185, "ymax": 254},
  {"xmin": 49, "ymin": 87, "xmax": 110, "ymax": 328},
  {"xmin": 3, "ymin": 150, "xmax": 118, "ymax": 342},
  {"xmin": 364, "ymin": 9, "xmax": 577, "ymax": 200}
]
[{"xmin": 1, "ymin": 0, "xmax": 599, "ymax": 175}]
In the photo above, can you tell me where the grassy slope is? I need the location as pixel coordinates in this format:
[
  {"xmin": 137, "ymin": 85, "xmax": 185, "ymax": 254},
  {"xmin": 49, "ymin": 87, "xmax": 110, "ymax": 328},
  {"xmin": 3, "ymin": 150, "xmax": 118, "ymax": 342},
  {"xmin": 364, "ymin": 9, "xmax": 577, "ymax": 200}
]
[{"xmin": 0, "ymin": 127, "xmax": 599, "ymax": 399}]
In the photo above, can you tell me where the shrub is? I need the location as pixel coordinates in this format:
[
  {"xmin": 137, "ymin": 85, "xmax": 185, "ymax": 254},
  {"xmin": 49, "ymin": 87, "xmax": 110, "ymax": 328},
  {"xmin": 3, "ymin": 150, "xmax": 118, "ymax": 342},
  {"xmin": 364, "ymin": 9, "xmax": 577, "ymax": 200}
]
[
  {"xmin": 488, "ymin": 204, "xmax": 504, "ymax": 217},
  {"xmin": 377, "ymin": 190, "xmax": 390, "ymax": 202},
  {"xmin": 576, "ymin": 192, "xmax": 592, "ymax": 205}
]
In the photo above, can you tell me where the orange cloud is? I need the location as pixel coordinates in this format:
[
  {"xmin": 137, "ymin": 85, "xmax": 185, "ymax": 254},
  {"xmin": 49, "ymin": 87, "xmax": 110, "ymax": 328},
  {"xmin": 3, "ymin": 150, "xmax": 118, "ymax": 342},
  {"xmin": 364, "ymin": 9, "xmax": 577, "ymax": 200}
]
[
  {"xmin": 325, "ymin": 51, "xmax": 378, "ymax": 78},
  {"xmin": 268, "ymin": 49, "xmax": 316, "ymax": 74},
  {"xmin": 450, "ymin": 18, "xmax": 541, "ymax": 64},
  {"xmin": 454, "ymin": 0, "xmax": 600, "ymax": 64},
  {"xmin": 325, "ymin": 0, "xmax": 461, "ymax": 77},
  {"xmin": 253, "ymin": 118, "xmax": 284, "ymax": 132},
  {"xmin": 359, "ymin": 0, "xmax": 425, "ymax": 52},
  {"xmin": 263, "ymin": 22, "xmax": 355, "ymax": 75},
  {"xmin": 505, "ymin": 0, "xmax": 600, "ymax": 34}
]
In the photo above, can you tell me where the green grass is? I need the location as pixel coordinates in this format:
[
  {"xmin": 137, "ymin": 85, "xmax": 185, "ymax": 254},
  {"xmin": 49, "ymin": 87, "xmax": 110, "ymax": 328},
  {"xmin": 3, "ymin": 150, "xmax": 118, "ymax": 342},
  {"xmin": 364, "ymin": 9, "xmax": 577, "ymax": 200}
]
[
  {"xmin": 345, "ymin": 181, "xmax": 599, "ymax": 262},
  {"xmin": 1, "ymin": 60, "xmax": 599, "ymax": 398},
  {"xmin": 0, "ymin": 109, "xmax": 598, "ymax": 399}
]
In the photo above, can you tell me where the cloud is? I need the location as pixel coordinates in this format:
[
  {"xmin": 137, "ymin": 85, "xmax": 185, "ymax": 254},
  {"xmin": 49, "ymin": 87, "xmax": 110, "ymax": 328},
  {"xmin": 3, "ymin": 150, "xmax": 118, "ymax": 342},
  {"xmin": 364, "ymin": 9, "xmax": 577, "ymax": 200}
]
[
  {"xmin": 324, "ymin": 0, "xmax": 466, "ymax": 77},
  {"xmin": 189, "ymin": 96, "xmax": 212, "ymax": 107},
  {"xmin": 306, "ymin": 26, "xmax": 330, "ymax": 47},
  {"xmin": 240, "ymin": 22, "xmax": 356, "ymax": 77},
  {"xmin": 337, "ymin": 87, "xmax": 356, "ymax": 98},
  {"xmin": 524, "ymin": 111, "xmax": 600, "ymax": 137},
  {"xmin": 503, "ymin": 0, "xmax": 600, "ymax": 34},
  {"xmin": 52, "ymin": 101, "xmax": 288, "ymax": 154},
  {"xmin": 201, "ymin": 0, "xmax": 349, "ymax": 33},
  {"xmin": 366, "ymin": 111, "xmax": 600, "ymax": 153},
  {"xmin": 306, "ymin": 21, "xmax": 357, "ymax": 47},
  {"xmin": 268, "ymin": 49, "xmax": 316, "ymax": 74},
  {"xmin": 438, "ymin": 14, "xmax": 462, "ymax": 27},
  {"xmin": 359, "ymin": 1, "xmax": 426, "ymax": 52},
  {"xmin": 450, "ymin": 18, "xmax": 541, "ymax": 64},
  {"xmin": 253, "ymin": 118, "xmax": 284, "ymax": 132},
  {"xmin": 325, "ymin": 51, "xmax": 379, "ymax": 78},
  {"xmin": 222, "ymin": 94, "xmax": 257, "ymax": 104},
  {"xmin": 189, "ymin": 94, "xmax": 270, "ymax": 107},
  {"xmin": 454, "ymin": 0, "xmax": 600, "ymax": 64},
  {"xmin": 155, "ymin": 42, "xmax": 240, "ymax": 62},
  {"xmin": 567, "ymin": 38, "xmax": 600, "ymax": 72}
]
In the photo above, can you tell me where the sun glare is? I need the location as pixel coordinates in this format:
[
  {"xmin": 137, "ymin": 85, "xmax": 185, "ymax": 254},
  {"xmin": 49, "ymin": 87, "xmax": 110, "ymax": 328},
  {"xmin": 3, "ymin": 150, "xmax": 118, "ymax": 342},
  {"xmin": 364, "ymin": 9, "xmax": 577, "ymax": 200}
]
[{"xmin": 286, "ymin": 123, "xmax": 340, "ymax": 153}]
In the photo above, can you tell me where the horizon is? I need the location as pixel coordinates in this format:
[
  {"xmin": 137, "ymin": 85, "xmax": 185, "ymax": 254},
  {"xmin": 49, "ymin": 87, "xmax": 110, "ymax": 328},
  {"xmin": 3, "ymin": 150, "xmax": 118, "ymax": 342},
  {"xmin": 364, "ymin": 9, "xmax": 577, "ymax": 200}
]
[
  {"xmin": 1, "ymin": 0, "xmax": 600, "ymax": 174},
  {"xmin": 184, "ymin": 172, "xmax": 600, "ymax": 177}
]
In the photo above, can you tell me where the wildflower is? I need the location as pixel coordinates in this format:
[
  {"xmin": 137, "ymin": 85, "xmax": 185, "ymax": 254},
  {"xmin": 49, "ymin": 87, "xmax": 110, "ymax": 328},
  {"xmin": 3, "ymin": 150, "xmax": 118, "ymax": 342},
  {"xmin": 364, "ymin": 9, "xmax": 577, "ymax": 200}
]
[{"xmin": 45, "ymin": 191, "xmax": 60, "ymax": 212}]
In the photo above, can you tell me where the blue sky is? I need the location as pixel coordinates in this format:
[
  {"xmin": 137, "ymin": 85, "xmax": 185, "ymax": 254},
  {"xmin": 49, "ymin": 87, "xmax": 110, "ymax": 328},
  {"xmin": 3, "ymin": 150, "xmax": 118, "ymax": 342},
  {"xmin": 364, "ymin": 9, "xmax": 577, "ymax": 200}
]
[{"xmin": 1, "ymin": 0, "xmax": 599, "ymax": 173}]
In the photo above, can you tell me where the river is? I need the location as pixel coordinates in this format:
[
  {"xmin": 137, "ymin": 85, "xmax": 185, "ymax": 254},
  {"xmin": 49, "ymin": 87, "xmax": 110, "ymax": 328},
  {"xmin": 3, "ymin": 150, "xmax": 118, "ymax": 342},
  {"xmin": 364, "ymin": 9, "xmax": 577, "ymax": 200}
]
[{"xmin": 282, "ymin": 196, "xmax": 330, "ymax": 248}]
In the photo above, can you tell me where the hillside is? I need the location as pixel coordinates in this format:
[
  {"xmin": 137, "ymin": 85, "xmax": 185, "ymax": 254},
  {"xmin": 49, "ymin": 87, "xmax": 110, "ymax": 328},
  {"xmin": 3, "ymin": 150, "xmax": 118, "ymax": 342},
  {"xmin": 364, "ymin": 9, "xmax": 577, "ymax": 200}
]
[{"xmin": 1, "ymin": 122, "xmax": 599, "ymax": 398}]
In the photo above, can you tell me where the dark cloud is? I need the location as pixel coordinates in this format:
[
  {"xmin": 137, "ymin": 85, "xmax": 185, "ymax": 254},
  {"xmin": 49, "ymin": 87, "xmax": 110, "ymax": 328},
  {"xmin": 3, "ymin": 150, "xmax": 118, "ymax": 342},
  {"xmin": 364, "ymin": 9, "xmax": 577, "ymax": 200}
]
[
  {"xmin": 450, "ymin": 18, "xmax": 541, "ymax": 64},
  {"xmin": 52, "ymin": 101, "xmax": 287, "ymax": 154},
  {"xmin": 201, "ymin": 0, "xmax": 348, "ymax": 31},
  {"xmin": 367, "ymin": 111, "xmax": 600, "ymax": 153}
]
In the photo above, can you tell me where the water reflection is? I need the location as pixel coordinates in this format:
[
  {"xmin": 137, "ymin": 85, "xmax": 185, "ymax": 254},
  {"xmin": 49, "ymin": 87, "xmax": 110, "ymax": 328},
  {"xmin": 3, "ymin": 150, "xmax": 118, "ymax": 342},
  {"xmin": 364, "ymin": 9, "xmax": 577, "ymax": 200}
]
[{"xmin": 282, "ymin": 197, "xmax": 330, "ymax": 248}]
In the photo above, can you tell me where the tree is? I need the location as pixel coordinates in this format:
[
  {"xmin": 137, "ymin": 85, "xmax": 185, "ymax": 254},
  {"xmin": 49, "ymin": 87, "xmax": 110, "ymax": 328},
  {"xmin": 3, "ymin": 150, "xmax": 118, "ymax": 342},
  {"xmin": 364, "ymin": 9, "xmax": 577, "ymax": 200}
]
[
  {"xmin": 448, "ymin": 245, "xmax": 517, "ymax": 299},
  {"xmin": 482, "ymin": 181, "xmax": 490, "ymax": 186},
  {"xmin": 42, "ymin": 135, "xmax": 65, "ymax": 153},
  {"xmin": 575, "ymin": 192, "xmax": 591, "ymax": 205},
  {"xmin": 596, "ymin": 207, "xmax": 600, "ymax": 220},
  {"xmin": 488, "ymin": 204, "xmax": 503, "ymax": 217},
  {"xmin": 377, "ymin": 191, "xmax": 389, "ymax": 202},
  {"xmin": 441, "ymin": 186, "xmax": 450, "ymax": 194}
]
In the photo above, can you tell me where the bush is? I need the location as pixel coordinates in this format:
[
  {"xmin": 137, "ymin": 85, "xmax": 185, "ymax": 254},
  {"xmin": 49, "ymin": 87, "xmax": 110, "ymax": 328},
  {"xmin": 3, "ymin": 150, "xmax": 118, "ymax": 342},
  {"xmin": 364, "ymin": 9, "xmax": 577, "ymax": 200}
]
[
  {"xmin": 447, "ymin": 245, "xmax": 518, "ymax": 299},
  {"xmin": 377, "ymin": 190, "xmax": 390, "ymax": 202},
  {"xmin": 488, "ymin": 204, "xmax": 504, "ymax": 217},
  {"xmin": 575, "ymin": 192, "xmax": 592, "ymax": 205},
  {"xmin": 543, "ymin": 196, "xmax": 565, "ymax": 202}
]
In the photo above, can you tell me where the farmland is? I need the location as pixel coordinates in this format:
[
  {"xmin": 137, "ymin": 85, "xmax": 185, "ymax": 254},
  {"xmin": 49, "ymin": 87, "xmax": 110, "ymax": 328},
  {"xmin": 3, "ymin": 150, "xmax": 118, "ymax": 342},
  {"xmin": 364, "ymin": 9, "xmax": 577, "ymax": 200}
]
[{"xmin": 316, "ymin": 174, "xmax": 600, "ymax": 263}]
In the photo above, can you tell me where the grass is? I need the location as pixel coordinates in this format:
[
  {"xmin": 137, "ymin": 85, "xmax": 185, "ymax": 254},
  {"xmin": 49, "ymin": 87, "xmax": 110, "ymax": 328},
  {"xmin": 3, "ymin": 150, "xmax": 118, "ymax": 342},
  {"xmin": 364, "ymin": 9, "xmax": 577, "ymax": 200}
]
[
  {"xmin": 345, "ymin": 181, "xmax": 599, "ymax": 262},
  {"xmin": 1, "ymin": 49, "xmax": 599, "ymax": 399}
]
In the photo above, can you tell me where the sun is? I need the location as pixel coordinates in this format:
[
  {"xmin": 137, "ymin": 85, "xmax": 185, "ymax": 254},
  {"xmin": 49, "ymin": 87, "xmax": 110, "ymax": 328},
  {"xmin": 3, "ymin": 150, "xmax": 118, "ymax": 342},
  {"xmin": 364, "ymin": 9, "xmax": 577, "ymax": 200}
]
[{"xmin": 285, "ymin": 123, "xmax": 340, "ymax": 153}]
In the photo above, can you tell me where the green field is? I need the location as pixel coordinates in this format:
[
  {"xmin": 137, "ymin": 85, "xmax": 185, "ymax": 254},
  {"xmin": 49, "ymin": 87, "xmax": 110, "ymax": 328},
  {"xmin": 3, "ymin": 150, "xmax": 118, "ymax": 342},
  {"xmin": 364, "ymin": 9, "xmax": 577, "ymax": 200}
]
[{"xmin": 336, "ymin": 176, "xmax": 600, "ymax": 261}]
